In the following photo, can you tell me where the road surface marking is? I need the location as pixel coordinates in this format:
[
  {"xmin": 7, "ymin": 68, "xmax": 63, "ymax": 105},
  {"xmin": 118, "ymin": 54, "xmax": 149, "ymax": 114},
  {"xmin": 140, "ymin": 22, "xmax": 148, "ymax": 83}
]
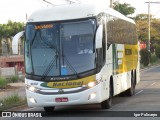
[
  {"xmin": 135, "ymin": 90, "xmax": 143, "ymax": 95},
  {"xmin": 150, "ymin": 82, "xmax": 156, "ymax": 86}
]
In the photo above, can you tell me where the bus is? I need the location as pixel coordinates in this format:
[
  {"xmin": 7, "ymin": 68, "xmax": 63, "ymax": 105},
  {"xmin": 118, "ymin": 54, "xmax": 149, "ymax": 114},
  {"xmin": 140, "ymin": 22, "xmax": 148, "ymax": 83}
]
[{"xmin": 12, "ymin": 3, "xmax": 140, "ymax": 112}]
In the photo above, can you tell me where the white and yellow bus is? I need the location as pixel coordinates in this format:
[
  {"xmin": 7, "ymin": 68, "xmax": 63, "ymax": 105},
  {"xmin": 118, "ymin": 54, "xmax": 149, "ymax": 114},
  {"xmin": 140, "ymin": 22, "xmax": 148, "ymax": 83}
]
[{"xmin": 13, "ymin": 3, "xmax": 140, "ymax": 112}]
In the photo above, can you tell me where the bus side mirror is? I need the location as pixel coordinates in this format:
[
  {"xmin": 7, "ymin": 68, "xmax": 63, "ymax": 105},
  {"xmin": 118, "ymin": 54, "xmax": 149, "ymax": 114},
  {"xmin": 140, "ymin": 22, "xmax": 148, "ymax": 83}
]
[
  {"xmin": 95, "ymin": 25, "xmax": 103, "ymax": 49},
  {"xmin": 12, "ymin": 31, "xmax": 24, "ymax": 54}
]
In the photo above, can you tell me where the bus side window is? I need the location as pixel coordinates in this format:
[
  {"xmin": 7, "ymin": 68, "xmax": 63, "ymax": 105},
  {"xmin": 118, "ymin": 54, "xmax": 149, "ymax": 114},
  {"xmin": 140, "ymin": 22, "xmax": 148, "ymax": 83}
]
[{"xmin": 96, "ymin": 22, "xmax": 106, "ymax": 72}]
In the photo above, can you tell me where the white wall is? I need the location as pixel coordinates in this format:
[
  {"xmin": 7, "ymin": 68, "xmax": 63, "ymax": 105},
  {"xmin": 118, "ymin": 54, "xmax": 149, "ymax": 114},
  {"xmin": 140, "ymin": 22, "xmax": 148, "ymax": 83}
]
[{"xmin": 0, "ymin": 67, "xmax": 16, "ymax": 77}]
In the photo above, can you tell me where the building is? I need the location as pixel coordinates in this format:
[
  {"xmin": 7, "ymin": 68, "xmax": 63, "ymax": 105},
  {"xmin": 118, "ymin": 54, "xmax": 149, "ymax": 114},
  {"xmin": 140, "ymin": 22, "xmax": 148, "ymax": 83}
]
[{"xmin": 0, "ymin": 55, "xmax": 25, "ymax": 74}]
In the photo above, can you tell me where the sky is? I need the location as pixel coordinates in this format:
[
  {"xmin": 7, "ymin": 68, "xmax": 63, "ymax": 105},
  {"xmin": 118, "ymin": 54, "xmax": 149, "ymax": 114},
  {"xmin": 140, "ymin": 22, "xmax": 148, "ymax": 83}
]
[{"xmin": 0, "ymin": 0, "xmax": 160, "ymax": 24}]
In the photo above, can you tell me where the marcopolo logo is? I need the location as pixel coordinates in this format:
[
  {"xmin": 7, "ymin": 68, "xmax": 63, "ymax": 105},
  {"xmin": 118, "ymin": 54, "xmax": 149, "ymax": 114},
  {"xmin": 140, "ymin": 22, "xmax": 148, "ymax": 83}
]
[{"xmin": 58, "ymin": 89, "xmax": 64, "ymax": 94}]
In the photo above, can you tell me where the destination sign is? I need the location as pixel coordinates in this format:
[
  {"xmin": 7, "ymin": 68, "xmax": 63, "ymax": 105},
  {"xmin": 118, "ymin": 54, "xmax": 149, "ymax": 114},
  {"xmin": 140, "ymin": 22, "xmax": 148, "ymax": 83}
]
[{"xmin": 35, "ymin": 24, "xmax": 53, "ymax": 30}]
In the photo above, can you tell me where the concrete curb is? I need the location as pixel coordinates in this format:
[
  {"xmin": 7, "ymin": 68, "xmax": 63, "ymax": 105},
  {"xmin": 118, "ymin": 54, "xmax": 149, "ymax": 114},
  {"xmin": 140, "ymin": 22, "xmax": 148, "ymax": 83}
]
[{"xmin": 9, "ymin": 82, "xmax": 25, "ymax": 87}]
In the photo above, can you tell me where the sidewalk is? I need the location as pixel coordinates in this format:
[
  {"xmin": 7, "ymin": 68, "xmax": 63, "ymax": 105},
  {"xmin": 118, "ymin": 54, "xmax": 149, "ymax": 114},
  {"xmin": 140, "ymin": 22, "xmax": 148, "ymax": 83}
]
[{"xmin": 0, "ymin": 82, "xmax": 26, "ymax": 101}]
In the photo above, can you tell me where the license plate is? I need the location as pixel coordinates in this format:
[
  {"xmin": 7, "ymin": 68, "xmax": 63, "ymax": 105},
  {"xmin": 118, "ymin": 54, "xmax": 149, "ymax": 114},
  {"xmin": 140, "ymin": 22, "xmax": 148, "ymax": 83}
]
[{"xmin": 55, "ymin": 98, "xmax": 68, "ymax": 102}]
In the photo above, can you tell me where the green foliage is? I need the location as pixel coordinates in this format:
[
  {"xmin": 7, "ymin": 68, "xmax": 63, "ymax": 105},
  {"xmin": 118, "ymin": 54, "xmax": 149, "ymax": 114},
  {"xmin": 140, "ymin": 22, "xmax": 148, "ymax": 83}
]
[
  {"xmin": 136, "ymin": 20, "xmax": 148, "ymax": 41},
  {"xmin": 1, "ymin": 94, "xmax": 21, "ymax": 106},
  {"xmin": 113, "ymin": 2, "xmax": 135, "ymax": 16},
  {"xmin": 140, "ymin": 49, "xmax": 151, "ymax": 66},
  {"xmin": 151, "ymin": 20, "xmax": 160, "ymax": 41},
  {"xmin": 135, "ymin": 14, "xmax": 151, "ymax": 21},
  {"xmin": 0, "ymin": 20, "xmax": 24, "ymax": 39},
  {"xmin": 155, "ymin": 45, "xmax": 160, "ymax": 59},
  {"xmin": 136, "ymin": 15, "xmax": 160, "ymax": 54},
  {"xmin": 0, "ymin": 94, "xmax": 26, "ymax": 110},
  {"xmin": 0, "ymin": 77, "xmax": 8, "ymax": 88},
  {"xmin": 136, "ymin": 14, "xmax": 160, "ymax": 47},
  {"xmin": 9, "ymin": 76, "xmax": 19, "ymax": 83},
  {"xmin": 0, "ymin": 20, "xmax": 24, "ymax": 56},
  {"xmin": 151, "ymin": 54, "xmax": 158, "ymax": 63}
]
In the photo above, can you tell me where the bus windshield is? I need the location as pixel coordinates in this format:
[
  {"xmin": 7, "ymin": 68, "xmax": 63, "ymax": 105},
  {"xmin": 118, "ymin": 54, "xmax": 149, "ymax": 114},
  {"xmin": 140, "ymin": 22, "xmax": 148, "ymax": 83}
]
[{"xmin": 25, "ymin": 19, "xmax": 96, "ymax": 78}]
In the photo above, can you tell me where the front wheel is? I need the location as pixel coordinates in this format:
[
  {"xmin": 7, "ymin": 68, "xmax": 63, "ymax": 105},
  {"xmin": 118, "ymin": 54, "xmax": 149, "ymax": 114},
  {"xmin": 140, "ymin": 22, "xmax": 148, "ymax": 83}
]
[
  {"xmin": 101, "ymin": 81, "xmax": 113, "ymax": 109},
  {"xmin": 44, "ymin": 106, "xmax": 55, "ymax": 113}
]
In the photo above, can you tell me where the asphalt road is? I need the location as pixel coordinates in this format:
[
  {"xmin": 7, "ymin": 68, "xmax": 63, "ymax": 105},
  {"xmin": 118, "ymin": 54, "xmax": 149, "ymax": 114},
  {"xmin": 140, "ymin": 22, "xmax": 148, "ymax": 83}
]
[{"xmin": 2, "ymin": 65, "xmax": 160, "ymax": 120}]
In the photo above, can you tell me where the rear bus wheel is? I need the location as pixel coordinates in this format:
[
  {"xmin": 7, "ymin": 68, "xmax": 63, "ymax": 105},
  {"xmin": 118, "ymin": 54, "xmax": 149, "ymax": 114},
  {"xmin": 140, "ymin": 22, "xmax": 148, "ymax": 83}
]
[{"xmin": 125, "ymin": 72, "xmax": 136, "ymax": 96}]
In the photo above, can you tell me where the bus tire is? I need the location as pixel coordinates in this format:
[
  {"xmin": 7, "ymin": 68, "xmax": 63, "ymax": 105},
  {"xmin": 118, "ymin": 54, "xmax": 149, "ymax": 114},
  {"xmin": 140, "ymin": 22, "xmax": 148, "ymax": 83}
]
[
  {"xmin": 125, "ymin": 71, "xmax": 136, "ymax": 96},
  {"xmin": 44, "ymin": 106, "xmax": 55, "ymax": 113},
  {"xmin": 101, "ymin": 81, "xmax": 113, "ymax": 109}
]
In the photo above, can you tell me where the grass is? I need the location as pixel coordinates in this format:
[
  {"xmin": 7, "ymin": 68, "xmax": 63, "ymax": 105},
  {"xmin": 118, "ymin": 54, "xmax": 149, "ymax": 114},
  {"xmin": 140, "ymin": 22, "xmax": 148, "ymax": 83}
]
[
  {"xmin": 0, "ymin": 94, "xmax": 27, "ymax": 111},
  {"xmin": 8, "ymin": 76, "xmax": 19, "ymax": 83},
  {"xmin": 0, "ymin": 76, "xmax": 20, "ymax": 88},
  {"xmin": 0, "ymin": 77, "xmax": 8, "ymax": 89},
  {"xmin": 0, "ymin": 76, "xmax": 26, "ymax": 110}
]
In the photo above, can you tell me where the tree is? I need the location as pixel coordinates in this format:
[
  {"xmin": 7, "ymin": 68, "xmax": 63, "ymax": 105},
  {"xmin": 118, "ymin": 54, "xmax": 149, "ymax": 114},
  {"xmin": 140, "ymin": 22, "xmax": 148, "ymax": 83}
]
[
  {"xmin": 136, "ymin": 14, "xmax": 160, "ymax": 53},
  {"xmin": 0, "ymin": 20, "xmax": 24, "ymax": 39},
  {"xmin": 0, "ymin": 20, "xmax": 24, "ymax": 56},
  {"xmin": 140, "ymin": 48, "xmax": 150, "ymax": 66},
  {"xmin": 113, "ymin": 2, "xmax": 135, "ymax": 16},
  {"xmin": 155, "ymin": 45, "xmax": 160, "ymax": 59},
  {"xmin": 135, "ymin": 14, "xmax": 149, "ymax": 21},
  {"xmin": 151, "ymin": 19, "xmax": 160, "ymax": 41},
  {"xmin": 135, "ymin": 14, "xmax": 150, "ymax": 42}
]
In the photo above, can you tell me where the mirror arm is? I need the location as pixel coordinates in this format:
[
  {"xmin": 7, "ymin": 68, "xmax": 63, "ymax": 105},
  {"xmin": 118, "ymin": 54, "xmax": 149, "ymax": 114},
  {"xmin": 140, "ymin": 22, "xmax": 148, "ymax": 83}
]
[{"xmin": 12, "ymin": 31, "xmax": 24, "ymax": 54}]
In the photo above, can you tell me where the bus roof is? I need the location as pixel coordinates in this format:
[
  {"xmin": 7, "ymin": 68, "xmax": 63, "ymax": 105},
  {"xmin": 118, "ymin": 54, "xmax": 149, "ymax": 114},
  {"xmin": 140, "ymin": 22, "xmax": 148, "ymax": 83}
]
[{"xmin": 28, "ymin": 3, "xmax": 135, "ymax": 24}]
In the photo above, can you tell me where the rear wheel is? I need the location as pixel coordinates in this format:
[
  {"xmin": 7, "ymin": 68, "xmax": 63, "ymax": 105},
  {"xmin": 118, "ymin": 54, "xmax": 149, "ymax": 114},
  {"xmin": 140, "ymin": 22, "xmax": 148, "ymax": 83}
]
[
  {"xmin": 125, "ymin": 72, "xmax": 136, "ymax": 96},
  {"xmin": 101, "ymin": 81, "xmax": 113, "ymax": 109},
  {"xmin": 44, "ymin": 106, "xmax": 55, "ymax": 113}
]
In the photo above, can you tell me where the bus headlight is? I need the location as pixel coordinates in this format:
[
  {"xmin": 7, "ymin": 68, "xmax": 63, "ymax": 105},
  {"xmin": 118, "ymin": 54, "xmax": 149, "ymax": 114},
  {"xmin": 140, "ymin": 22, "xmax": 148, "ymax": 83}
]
[
  {"xmin": 27, "ymin": 85, "xmax": 40, "ymax": 92},
  {"xmin": 88, "ymin": 82, "xmax": 96, "ymax": 88},
  {"xmin": 82, "ymin": 81, "xmax": 99, "ymax": 88},
  {"xmin": 28, "ymin": 86, "xmax": 36, "ymax": 92}
]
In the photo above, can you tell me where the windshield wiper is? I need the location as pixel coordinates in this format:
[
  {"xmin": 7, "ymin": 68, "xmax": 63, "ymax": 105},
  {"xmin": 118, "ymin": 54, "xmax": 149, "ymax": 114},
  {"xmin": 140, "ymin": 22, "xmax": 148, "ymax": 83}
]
[
  {"xmin": 41, "ymin": 55, "xmax": 58, "ymax": 81},
  {"xmin": 28, "ymin": 30, "xmax": 39, "ymax": 75},
  {"xmin": 61, "ymin": 43, "xmax": 80, "ymax": 78},
  {"xmin": 32, "ymin": 29, "xmax": 79, "ymax": 80},
  {"xmin": 30, "ymin": 30, "xmax": 39, "ymax": 47},
  {"xmin": 38, "ymin": 31, "xmax": 59, "ymax": 81}
]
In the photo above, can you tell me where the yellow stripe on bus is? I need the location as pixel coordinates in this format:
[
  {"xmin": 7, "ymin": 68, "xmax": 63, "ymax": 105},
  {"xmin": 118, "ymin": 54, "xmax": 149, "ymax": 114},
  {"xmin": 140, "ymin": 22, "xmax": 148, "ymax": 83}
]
[{"xmin": 46, "ymin": 75, "xmax": 96, "ymax": 89}]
